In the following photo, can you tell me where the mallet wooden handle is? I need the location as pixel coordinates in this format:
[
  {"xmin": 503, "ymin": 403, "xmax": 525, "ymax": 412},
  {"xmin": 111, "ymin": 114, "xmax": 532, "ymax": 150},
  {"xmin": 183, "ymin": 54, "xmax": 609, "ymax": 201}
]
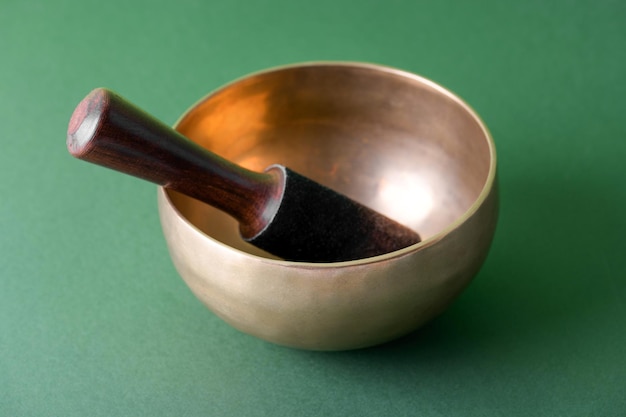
[{"xmin": 67, "ymin": 88, "xmax": 282, "ymax": 238}]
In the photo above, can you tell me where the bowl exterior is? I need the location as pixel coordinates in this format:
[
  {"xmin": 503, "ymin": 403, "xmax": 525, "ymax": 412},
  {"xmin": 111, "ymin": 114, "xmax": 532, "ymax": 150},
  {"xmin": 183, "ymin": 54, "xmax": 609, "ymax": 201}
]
[{"xmin": 158, "ymin": 183, "xmax": 497, "ymax": 351}]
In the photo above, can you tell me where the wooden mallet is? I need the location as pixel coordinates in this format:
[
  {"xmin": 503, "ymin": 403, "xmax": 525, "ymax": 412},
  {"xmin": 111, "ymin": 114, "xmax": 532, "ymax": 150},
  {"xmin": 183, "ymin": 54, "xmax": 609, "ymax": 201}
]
[{"xmin": 67, "ymin": 88, "xmax": 421, "ymax": 262}]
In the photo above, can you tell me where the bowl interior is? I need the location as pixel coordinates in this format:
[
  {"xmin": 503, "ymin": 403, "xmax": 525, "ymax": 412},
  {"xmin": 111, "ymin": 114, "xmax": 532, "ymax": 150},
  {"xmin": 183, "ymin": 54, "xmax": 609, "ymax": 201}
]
[{"xmin": 167, "ymin": 64, "xmax": 492, "ymax": 258}]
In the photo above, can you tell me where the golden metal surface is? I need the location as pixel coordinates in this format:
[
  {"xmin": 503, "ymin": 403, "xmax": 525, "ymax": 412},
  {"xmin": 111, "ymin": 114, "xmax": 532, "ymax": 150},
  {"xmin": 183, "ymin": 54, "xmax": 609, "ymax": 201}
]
[{"xmin": 158, "ymin": 62, "xmax": 498, "ymax": 350}]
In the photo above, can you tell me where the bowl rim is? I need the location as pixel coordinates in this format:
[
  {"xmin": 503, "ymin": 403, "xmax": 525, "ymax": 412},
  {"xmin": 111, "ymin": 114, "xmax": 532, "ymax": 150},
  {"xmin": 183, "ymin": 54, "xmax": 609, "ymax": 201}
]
[{"xmin": 161, "ymin": 61, "xmax": 497, "ymax": 268}]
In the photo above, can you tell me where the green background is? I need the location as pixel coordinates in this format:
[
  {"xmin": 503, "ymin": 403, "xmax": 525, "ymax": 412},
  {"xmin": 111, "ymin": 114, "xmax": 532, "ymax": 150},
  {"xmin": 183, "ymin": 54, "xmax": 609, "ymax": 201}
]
[{"xmin": 2, "ymin": 0, "xmax": 625, "ymax": 415}]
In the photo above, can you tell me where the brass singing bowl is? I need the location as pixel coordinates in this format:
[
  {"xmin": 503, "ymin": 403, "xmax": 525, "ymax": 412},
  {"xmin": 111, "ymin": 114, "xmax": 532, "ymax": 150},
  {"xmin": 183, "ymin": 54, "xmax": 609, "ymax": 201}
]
[{"xmin": 157, "ymin": 62, "xmax": 498, "ymax": 350}]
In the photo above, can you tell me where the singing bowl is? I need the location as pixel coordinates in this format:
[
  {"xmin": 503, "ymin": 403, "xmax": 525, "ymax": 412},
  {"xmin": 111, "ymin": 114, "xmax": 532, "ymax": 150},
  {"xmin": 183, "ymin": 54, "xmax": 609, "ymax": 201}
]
[{"xmin": 158, "ymin": 62, "xmax": 498, "ymax": 351}]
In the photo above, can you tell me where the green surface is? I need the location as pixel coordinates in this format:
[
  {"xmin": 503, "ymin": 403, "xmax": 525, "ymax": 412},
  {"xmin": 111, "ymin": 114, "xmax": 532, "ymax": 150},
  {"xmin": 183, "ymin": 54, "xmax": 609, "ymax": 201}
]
[{"xmin": 2, "ymin": 0, "xmax": 625, "ymax": 415}]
